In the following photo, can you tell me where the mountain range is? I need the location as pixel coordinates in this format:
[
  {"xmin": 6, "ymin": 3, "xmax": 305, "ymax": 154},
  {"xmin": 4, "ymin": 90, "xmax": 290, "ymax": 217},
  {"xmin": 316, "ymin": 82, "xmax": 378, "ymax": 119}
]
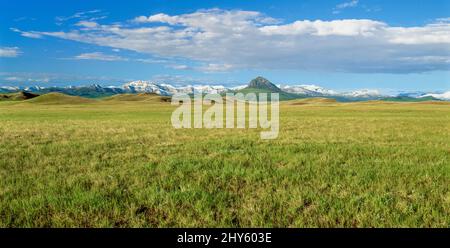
[{"xmin": 1, "ymin": 77, "xmax": 449, "ymax": 101}]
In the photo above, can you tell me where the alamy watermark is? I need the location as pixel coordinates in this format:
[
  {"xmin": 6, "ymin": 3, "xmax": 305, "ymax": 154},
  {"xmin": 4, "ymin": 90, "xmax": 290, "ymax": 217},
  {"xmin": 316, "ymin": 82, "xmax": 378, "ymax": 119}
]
[{"xmin": 171, "ymin": 93, "xmax": 279, "ymax": 139}]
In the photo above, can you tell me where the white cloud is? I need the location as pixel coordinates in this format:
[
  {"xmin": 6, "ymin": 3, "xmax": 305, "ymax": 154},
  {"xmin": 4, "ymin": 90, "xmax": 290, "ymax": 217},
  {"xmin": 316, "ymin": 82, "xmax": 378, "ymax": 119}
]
[
  {"xmin": 337, "ymin": 0, "xmax": 359, "ymax": 9},
  {"xmin": 0, "ymin": 47, "xmax": 21, "ymax": 57},
  {"xmin": 135, "ymin": 58, "xmax": 169, "ymax": 64},
  {"xmin": 435, "ymin": 17, "xmax": 450, "ymax": 23},
  {"xmin": 75, "ymin": 21, "xmax": 99, "ymax": 28},
  {"xmin": 167, "ymin": 64, "xmax": 190, "ymax": 70},
  {"xmin": 5, "ymin": 76, "xmax": 21, "ymax": 81},
  {"xmin": 134, "ymin": 13, "xmax": 178, "ymax": 24},
  {"xmin": 17, "ymin": 9, "xmax": 450, "ymax": 73},
  {"xmin": 0, "ymin": 72, "xmax": 129, "ymax": 86},
  {"xmin": 149, "ymin": 74, "xmax": 229, "ymax": 86},
  {"xmin": 387, "ymin": 23, "xmax": 450, "ymax": 44},
  {"xmin": 2, "ymin": 74, "xmax": 51, "ymax": 84},
  {"xmin": 73, "ymin": 52, "xmax": 127, "ymax": 61},
  {"xmin": 260, "ymin": 19, "xmax": 385, "ymax": 36},
  {"xmin": 198, "ymin": 63, "xmax": 234, "ymax": 73},
  {"xmin": 133, "ymin": 8, "xmax": 279, "ymax": 25},
  {"xmin": 55, "ymin": 9, "xmax": 102, "ymax": 22},
  {"xmin": 333, "ymin": 0, "xmax": 359, "ymax": 14},
  {"xmin": 10, "ymin": 28, "xmax": 43, "ymax": 39}
]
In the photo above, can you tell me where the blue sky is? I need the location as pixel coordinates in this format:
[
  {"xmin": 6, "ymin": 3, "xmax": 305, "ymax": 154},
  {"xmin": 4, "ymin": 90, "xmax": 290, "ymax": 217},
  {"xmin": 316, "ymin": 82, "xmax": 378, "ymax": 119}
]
[{"xmin": 0, "ymin": 0, "xmax": 449, "ymax": 92}]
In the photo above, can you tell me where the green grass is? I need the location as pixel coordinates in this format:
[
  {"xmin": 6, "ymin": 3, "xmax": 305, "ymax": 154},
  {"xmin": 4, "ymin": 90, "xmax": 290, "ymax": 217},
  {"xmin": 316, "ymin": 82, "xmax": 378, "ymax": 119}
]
[{"xmin": 0, "ymin": 98, "xmax": 449, "ymax": 227}]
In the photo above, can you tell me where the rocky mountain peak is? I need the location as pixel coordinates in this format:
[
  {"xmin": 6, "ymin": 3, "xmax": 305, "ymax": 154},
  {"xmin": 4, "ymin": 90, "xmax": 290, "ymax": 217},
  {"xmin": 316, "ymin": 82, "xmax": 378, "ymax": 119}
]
[{"xmin": 247, "ymin": 76, "xmax": 281, "ymax": 92}]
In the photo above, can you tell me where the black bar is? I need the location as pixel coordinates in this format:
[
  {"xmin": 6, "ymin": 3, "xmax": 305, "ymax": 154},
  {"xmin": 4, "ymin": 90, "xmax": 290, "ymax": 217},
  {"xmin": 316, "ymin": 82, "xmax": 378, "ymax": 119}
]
[{"xmin": 0, "ymin": 228, "xmax": 448, "ymax": 247}]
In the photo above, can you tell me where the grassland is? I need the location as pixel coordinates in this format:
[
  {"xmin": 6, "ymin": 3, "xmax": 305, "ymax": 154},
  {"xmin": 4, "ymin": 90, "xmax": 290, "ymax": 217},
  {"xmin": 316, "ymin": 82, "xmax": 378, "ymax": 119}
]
[{"xmin": 0, "ymin": 95, "xmax": 449, "ymax": 227}]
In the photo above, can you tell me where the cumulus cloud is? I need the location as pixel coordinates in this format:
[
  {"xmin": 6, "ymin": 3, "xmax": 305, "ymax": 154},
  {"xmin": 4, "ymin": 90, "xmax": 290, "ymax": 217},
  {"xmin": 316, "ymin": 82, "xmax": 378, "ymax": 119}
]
[
  {"xmin": 387, "ymin": 24, "xmax": 450, "ymax": 44},
  {"xmin": 73, "ymin": 52, "xmax": 127, "ymax": 61},
  {"xmin": 133, "ymin": 8, "xmax": 279, "ymax": 25},
  {"xmin": 0, "ymin": 47, "xmax": 21, "ymax": 57},
  {"xmin": 16, "ymin": 9, "xmax": 450, "ymax": 73},
  {"xmin": 260, "ymin": 19, "xmax": 385, "ymax": 36}
]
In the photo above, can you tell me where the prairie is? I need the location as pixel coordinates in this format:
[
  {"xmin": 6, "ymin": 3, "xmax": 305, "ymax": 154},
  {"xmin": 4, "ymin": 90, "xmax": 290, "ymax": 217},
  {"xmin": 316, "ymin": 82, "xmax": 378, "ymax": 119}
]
[{"xmin": 0, "ymin": 97, "xmax": 449, "ymax": 227}]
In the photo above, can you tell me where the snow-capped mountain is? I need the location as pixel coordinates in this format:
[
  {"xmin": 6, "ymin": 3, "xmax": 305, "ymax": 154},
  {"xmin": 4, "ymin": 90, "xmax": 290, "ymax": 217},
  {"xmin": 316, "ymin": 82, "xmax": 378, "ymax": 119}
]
[
  {"xmin": 0, "ymin": 86, "xmax": 19, "ymax": 93},
  {"xmin": 342, "ymin": 89, "xmax": 381, "ymax": 98},
  {"xmin": 281, "ymin": 85, "xmax": 382, "ymax": 98},
  {"xmin": 419, "ymin": 91, "xmax": 450, "ymax": 100},
  {"xmin": 123, "ymin": 80, "xmax": 170, "ymax": 95},
  {"xmin": 24, "ymin": 86, "xmax": 45, "ymax": 92},
  {"xmin": 396, "ymin": 91, "xmax": 428, "ymax": 98},
  {"xmin": 123, "ymin": 80, "xmax": 228, "ymax": 95},
  {"xmin": 392, "ymin": 91, "xmax": 450, "ymax": 100},
  {"xmin": 1, "ymin": 78, "xmax": 449, "ymax": 101},
  {"xmin": 180, "ymin": 85, "xmax": 227, "ymax": 94},
  {"xmin": 230, "ymin": 85, "xmax": 247, "ymax": 91},
  {"xmin": 281, "ymin": 85, "xmax": 337, "ymax": 96}
]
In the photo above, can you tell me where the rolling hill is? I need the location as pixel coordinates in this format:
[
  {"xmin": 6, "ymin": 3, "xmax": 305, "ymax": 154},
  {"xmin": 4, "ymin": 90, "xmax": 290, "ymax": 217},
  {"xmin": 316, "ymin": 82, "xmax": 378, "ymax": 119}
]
[
  {"xmin": 288, "ymin": 97, "xmax": 338, "ymax": 105},
  {"xmin": 26, "ymin": 92, "xmax": 96, "ymax": 104},
  {"xmin": 103, "ymin": 93, "xmax": 171, "ymax": 102},
  {"xmin": 0, "ymin": 91, "xmax": 39, "ymax": 101},
  {"xmin": 33, "ymin": 84, "xmax": 125, "ymax": 98}
]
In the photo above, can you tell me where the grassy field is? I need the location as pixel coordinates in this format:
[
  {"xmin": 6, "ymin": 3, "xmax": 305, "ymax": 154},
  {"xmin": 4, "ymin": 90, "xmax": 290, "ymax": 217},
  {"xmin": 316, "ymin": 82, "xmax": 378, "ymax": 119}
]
[{"xmin": 0, "ymin": 95, "xmax": 449, "ymax": 227}]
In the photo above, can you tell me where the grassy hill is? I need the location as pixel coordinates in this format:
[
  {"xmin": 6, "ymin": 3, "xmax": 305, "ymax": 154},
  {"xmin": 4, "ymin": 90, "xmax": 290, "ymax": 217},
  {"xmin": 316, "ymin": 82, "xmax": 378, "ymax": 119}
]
[
  {"xmin": 288, "ymin": 97, "xmax": 338, "ymax": 105},
  {"xmin": 103, "ymin": 93, "xmax": 171, "ymax": 102},
  {"xmin": 26, "ymin": 92, "xmax": 96, "ymax": 104},
  {"xmin": 31, "ymin": 85, "xmax": 124, "ymax": 99},
  {"xmin": 0, "ymin": 91, "xmax": 39, "ymax": 101}
]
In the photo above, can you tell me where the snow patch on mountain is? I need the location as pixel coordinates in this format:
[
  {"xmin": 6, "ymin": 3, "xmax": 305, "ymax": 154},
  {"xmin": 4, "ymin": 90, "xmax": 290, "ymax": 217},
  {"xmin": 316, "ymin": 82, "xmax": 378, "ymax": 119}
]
[
  {"xmin": 342, "ymin": 89, "xmax": 381, "ymax": 98},
  {"xmin": 281, "ymin": 85, "xmax": 337, "ymax": 96},
  {"xmin": 24, "ymin": 85, "xmax": 45, "ymax": 92},
  {"xmin": 230, "ymin": 85, "xmax": 247, "ymax": 91},
  {"xmin": 420, "ymin": 91, "xmax": 450, "ymax": 100},
  {"xmin": 123, "ymin": 80, "xmax": 228, "ymax": 95},
  {"xmin": 281, "ymin": 85, "xmax": 381, "ymax": 98},
  {"xmin": 0, "ymin": 86, "xmax": 19, "ymax": 92}
]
